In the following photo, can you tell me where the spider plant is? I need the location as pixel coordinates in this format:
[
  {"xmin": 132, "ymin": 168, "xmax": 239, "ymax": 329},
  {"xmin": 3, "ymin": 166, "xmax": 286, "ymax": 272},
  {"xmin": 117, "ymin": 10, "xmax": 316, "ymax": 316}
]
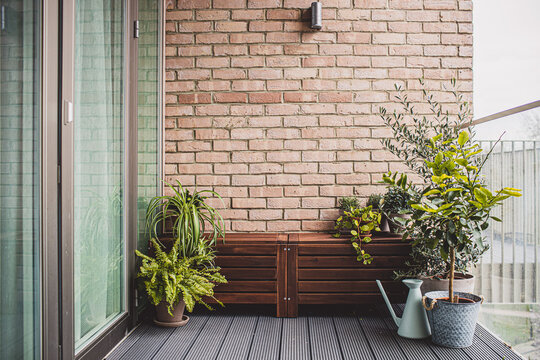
[{"xmin": 145, "ymin": 180, "xmax": 225, "ymax": 258}]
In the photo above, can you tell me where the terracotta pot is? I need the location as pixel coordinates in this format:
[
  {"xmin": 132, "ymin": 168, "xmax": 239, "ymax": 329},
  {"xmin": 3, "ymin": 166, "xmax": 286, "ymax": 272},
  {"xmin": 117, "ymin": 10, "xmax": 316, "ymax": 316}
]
[
  {"xmin": 154, "ymin": 300, "xmax": 189, "ymax": 327},
  {"xmin": 420, "ymin": 273, "xmax": 475, "ymax": 295}
]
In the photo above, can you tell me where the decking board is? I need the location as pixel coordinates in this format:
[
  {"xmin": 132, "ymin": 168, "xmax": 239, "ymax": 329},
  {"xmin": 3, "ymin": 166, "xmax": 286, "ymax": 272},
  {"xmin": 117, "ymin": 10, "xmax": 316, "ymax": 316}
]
[{"xmin": 106, "ymin": 311, "xmax": 524, "ymax": 360}]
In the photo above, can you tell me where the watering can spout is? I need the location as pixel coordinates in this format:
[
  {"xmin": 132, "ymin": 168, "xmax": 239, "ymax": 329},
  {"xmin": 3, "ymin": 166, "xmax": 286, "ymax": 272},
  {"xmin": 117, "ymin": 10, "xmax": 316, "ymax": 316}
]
[{"xmin": 376, "ymin": 280, "xmax": 401, "ymax": 327}]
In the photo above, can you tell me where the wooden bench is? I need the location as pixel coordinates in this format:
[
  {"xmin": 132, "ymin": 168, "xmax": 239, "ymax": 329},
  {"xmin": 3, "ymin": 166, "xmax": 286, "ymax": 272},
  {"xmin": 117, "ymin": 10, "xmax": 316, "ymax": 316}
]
[
  {"xmin": 212, "ymin": 233, "xmax": 288, "ymax": 317},
  {"xmin": 286, "ymin": 233, "xmax": 410, "ymax": 317},
  {"xmin": 210, "ymin": 233, "xmax": 410, "ymax": 317}
]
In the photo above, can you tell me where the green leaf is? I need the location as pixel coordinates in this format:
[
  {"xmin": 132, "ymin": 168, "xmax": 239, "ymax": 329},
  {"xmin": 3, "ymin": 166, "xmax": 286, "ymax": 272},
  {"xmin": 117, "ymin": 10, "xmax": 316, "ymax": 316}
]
[{"xmin": 457, "ymin": 131, "xmax": 469, "ymax": 146}]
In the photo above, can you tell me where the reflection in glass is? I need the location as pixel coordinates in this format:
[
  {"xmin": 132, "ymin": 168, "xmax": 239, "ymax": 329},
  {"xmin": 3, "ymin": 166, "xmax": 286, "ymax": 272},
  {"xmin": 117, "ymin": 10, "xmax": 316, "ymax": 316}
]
[
  {"xmin": 475, "ymin": 113, "xmax": 540, "ymax": 358},
  {"xmin": 0, "ymin": 0, "xmax": 41, "ymax": 358},
  {"xmin": 73, "ymin": 0, "xmax": 125, "ymax": 350}
]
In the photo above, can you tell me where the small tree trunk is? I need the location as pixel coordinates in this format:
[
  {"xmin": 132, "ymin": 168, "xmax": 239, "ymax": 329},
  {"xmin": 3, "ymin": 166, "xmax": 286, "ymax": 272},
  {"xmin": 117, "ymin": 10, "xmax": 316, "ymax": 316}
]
[{"xmin": 449, "ymin": 247, "xmax": 456, "ymax": 303}]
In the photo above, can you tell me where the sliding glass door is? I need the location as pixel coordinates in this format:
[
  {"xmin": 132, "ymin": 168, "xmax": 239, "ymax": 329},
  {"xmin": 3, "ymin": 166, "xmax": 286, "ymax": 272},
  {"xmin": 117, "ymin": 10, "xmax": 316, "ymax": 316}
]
[
  {"xmin": 0, "ymin": 0, "xmax": 41, "ymax": 358},
  {"xmin": 72, "ymin": 0, "xmax": 126, "ymax": 352}
]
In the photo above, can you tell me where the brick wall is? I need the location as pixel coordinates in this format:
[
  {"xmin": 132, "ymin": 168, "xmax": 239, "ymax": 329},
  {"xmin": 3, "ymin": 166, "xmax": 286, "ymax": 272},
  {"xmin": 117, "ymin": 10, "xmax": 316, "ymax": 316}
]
[{"xmin": 164, "ymin": 0, "xmax": 473, "ymax": 232}]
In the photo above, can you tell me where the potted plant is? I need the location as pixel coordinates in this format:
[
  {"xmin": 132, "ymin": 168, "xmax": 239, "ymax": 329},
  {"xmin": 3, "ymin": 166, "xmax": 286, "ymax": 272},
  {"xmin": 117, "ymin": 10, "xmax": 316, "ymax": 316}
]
[
  {"xmin": 381, "ymin": 186, "xmax": 411, "ymax": 234},
  {"xmin": 394, "ymin": 243, "xmax": 481, "ymax": 295},
  {"xmin": 136, "ymin": 238, "xmax": 226, "ymax": 327},
  {"xmin": 388, "ymin": 131, "xmax": 521, "ymax": 348},
  {"xmin": 136, "ymin": 181, "xmax": 227, "ymax": 326},
  {"xmin": 367, "ymin": 193, "xmax": 390, "ymax": 232},
  {"xmin": 334, "ymin": 205, "xmax": 382, "ymax": 264},
  {"xmin": 379, "ymin": 79, "xmax": 486, "ymax": 293},
  {"xmin": 338, "ymin": 196, "xmax": 360, "ymax": 213}
]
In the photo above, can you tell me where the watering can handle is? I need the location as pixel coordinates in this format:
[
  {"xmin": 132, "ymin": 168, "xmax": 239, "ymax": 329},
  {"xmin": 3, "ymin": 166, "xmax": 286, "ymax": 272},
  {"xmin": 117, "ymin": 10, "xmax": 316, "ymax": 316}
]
[{"xmin": 422, "ymin": 296, "xmax": 437, "ymax": 311}]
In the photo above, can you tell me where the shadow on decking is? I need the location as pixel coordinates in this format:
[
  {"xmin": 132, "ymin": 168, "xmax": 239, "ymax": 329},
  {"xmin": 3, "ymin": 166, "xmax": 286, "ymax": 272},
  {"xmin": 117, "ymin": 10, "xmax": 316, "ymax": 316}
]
[{"xmin": 105, "ymin": 304, "xmax": 523, "ymax": 360}]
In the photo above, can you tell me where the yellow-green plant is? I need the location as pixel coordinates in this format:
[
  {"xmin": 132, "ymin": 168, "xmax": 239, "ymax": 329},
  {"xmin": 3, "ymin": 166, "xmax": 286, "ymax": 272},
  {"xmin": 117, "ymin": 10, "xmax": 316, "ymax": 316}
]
[
  {"xmin": 386, "ymin": 131, "xmax": 521, "ymax": 302},
  {"xmin": 135, "ymin": 238, "xmax": 227, "ymax": 315},
  {"xmin": 334, "ymin": 206, "xmax": 382, "ymax": 264}
]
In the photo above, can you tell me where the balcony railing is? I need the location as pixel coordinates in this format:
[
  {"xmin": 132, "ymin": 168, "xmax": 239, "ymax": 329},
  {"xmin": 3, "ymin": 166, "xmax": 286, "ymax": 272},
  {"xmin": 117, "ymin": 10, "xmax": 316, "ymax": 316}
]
[{"xmin": 474, "ymin": 140, "xmax": 540, "ymax": 303}]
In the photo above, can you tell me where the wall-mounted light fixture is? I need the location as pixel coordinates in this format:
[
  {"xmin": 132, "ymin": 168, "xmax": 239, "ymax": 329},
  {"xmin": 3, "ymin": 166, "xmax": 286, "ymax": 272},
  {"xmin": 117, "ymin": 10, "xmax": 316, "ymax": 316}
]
[{"xmin": 311, "ymin": 2, "xmax": 322, "ymax": 30}]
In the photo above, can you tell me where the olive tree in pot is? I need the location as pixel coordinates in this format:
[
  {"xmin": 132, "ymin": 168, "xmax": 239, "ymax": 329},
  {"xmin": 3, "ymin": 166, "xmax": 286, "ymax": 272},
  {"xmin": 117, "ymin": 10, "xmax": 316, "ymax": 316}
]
[
  {"xmin": 136, "ymin": 181, "xmax": 227, "ymax": 327},
  {"xmin": 379, "ymin": 79, "xmax": 486, "ymax": 295},
  {"xmin": 390, "ymin": 131, "xmax": 521, "ymax": 348}
]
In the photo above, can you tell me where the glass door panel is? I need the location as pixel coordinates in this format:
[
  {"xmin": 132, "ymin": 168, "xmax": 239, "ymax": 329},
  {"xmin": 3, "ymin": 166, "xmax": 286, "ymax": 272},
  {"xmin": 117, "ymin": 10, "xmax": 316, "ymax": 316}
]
[
  {"xmin": 73, "ymin": 0, "xmax": 126, "ymax": 351},
  {"xmin": 0, "ymin": 0, "xmax": 41, "ymax": 358}
]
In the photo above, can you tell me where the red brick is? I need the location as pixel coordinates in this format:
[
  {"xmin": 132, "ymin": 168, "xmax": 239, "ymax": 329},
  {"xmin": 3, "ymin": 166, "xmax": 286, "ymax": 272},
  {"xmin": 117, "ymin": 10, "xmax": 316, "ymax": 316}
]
[
  {"xmin": 249, "ymin": 92, "xmax": 282, "ymax": 103},
  {"xmin": 302, "ymin": 56, "xmax": 335, "ymax": 67},
  {"xmin": 196, "ymin": 57, "xmax": 229, "ymax": 68},
  {"xmin": 231, "ymin": 10, "xmax": 264, "ymax": 20},
  {"xmin": 232, "ymin": 80, "xmax": 265, "ymax": 91},
  {"xmin": 250, "ymin": 44, "xmax": 283, "ymax": 55},
  {"xmin": 283, "ymin": 92, "xmax": 317, "ymax": 103},
  {"xmin": 233, "ymin": 198, "xmax": 266, "ymax": 209},
  {"xmin": 214, "ymin": 92, "xmax": 248, "ymax": 103},
  {"xmin": 230, "ymin": 33, "xmax": 265, "ymax": 44},
  {"xmin": 213, "ymin": 0, "xmax": 245, "ymax": 8},
  {"xmin": 285, "ymin": 209, "xmax": 319, "ymax": 220},
  {"xmin": 178, "ymin": 93, "xmax": 211, "ymax": 104},
  {"xmin": 177, "ymin": 0, "xmax": 211, "ymax": 9},
  {"xmin": 232, "ymin": 175, "xmax": 266, "ymax": 186},
  {"xmin": 267, "ymin": 9, "xmax": 301, "ymax": 19},
  {"xmin": 249, "ymin": 21, "xmax": 283, "ymax": 32},
  {"xmin": 195, "ymin": 10, "xmax": 228, "ymax": 20},
  {"xmin": 250, "ymin": 163, "xmax": 283, "ymax": 174},
  {"xmin": 302, "ymin": 220, "xmax": 334, "ymax": 231}
]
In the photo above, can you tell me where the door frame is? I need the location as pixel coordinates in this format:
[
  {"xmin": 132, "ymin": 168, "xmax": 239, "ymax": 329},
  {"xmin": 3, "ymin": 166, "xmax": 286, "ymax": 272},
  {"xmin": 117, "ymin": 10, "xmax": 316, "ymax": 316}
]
[{"xmin": 56, "ymin": 0, "xmax": 140, "ymax": 359}]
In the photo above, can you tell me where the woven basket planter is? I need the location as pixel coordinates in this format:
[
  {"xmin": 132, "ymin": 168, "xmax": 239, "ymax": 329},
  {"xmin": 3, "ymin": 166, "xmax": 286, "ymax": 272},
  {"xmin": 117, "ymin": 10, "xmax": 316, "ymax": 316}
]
[{"xmin": 422, "ymin": 291, "xmax": 482, "ymax": 348}]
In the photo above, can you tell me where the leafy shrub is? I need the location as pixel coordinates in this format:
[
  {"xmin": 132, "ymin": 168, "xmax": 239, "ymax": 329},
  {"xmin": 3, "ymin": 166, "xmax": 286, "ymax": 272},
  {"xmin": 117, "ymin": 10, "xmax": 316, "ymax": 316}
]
[
  {"xmin": 366, "ymin": 194, "xmax": 383, "ymax": 211},
  {"xmin": 136, "ymin": 238, "xmax": 227, "ymax": 315},
  {"xmin": 381, "ymin": 186, "xmax": 411, "ymax": 214},
  {"xmin": 334, "ymin": 206, "xmax": 382, "ymax": 264}
]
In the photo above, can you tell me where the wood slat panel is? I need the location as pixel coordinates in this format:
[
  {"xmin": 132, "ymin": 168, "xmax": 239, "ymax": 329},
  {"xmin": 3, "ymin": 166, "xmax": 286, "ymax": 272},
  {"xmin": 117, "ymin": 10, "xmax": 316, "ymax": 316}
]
[
  {"xmin": 299, "ymin": 256, "xmax": 407, "ymax": 268},
  {"xmin": 216, "ymin": 233, "xmax": 287, "ymax": 244},
  {"xmin": 214, "ymin": 281, "xmax": 276, "ymax": 293},
  {"xmin": 296, "ymin": 233, "xmax": 405, "ymax": 243},
  {"xmin": 299, "ymin": 268, "xmax": 396, "ymax": 280},
  {"xmin": 298, "ymin": 244, "xmax": 410, "ymax": 256},
  {"xmin": 216, "ymin": 245, "xmax": 277, "ymax": 255},
  {"xmin": 298, "ymin": 280, "xmax": 402, "ymax": 293},
  {"xmin": 298, "ymin": 293, "xmax": 406, "ymax": 304},
  {"xmin": 221, "ymin": 268, "xmax": 276, "ymax": 280},
  {"xmin": 209, "ymin": 293, "xmax": 277, "ymax": 304},
  {"xmin": 216, "ymin": 255, "xmax": 276, "ymax": 268}
]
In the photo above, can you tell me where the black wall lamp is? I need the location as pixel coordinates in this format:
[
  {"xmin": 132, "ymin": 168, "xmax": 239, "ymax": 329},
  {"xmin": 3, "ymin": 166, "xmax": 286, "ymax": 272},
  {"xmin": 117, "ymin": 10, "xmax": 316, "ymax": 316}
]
[{"xmin": 311, "ymin": 2, "xmax": 322, "ymax": 30}]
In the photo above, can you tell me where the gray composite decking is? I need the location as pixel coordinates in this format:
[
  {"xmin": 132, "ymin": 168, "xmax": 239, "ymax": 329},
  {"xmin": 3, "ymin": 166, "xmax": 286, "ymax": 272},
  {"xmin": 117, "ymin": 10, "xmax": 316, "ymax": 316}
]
[{"xmin": 105, "ymin": 305, "xmax": 524, "ymax": 360}]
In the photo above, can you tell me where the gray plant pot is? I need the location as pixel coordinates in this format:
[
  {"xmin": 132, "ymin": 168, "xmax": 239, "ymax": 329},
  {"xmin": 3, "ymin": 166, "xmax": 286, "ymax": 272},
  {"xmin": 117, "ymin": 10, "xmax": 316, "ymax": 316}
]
[
  {"xmin": 420, "ymin": 273, "xmax": 475, "ymax": 295},
  {"xmin": 388, "ymin": 213, "xmax": 410, "ymax": 234},
  {"xmin": 423, "ymin": 291, "xmax": 482, "ymax": 348}
]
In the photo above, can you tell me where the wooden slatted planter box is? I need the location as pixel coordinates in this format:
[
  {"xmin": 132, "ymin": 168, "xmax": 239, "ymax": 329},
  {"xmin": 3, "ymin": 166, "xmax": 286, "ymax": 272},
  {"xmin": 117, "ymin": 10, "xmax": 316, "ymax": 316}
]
[
  {"xmin": 286, "ymin": 233, "xmax": 410, "ymax": 317},
  {"xmin": 155, "ymin": 233, "xmax": 409, "ymax": 318},
  {"xmin": 211, "ymin": 233, "xmax": 288, "ymax": 317}
]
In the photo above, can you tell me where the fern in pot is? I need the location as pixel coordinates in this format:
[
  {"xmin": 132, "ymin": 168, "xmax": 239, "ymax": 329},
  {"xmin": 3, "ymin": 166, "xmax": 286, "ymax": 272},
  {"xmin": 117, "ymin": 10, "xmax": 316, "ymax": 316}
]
[
  {"xmin": 388, "ymin": 131, "xmax": 521, "ymax": 348},
  {"xmin": 136, "ymin": 181, "xmax": 227, "ymax": 327}
]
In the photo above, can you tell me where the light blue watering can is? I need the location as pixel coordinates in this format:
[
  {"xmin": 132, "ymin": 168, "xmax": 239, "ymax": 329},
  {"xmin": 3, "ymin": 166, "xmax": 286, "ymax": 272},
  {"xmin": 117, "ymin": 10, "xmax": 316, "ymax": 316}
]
[{"xmin": 376, "ymin": 279, "xmax": 431, "ymax": 339}]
